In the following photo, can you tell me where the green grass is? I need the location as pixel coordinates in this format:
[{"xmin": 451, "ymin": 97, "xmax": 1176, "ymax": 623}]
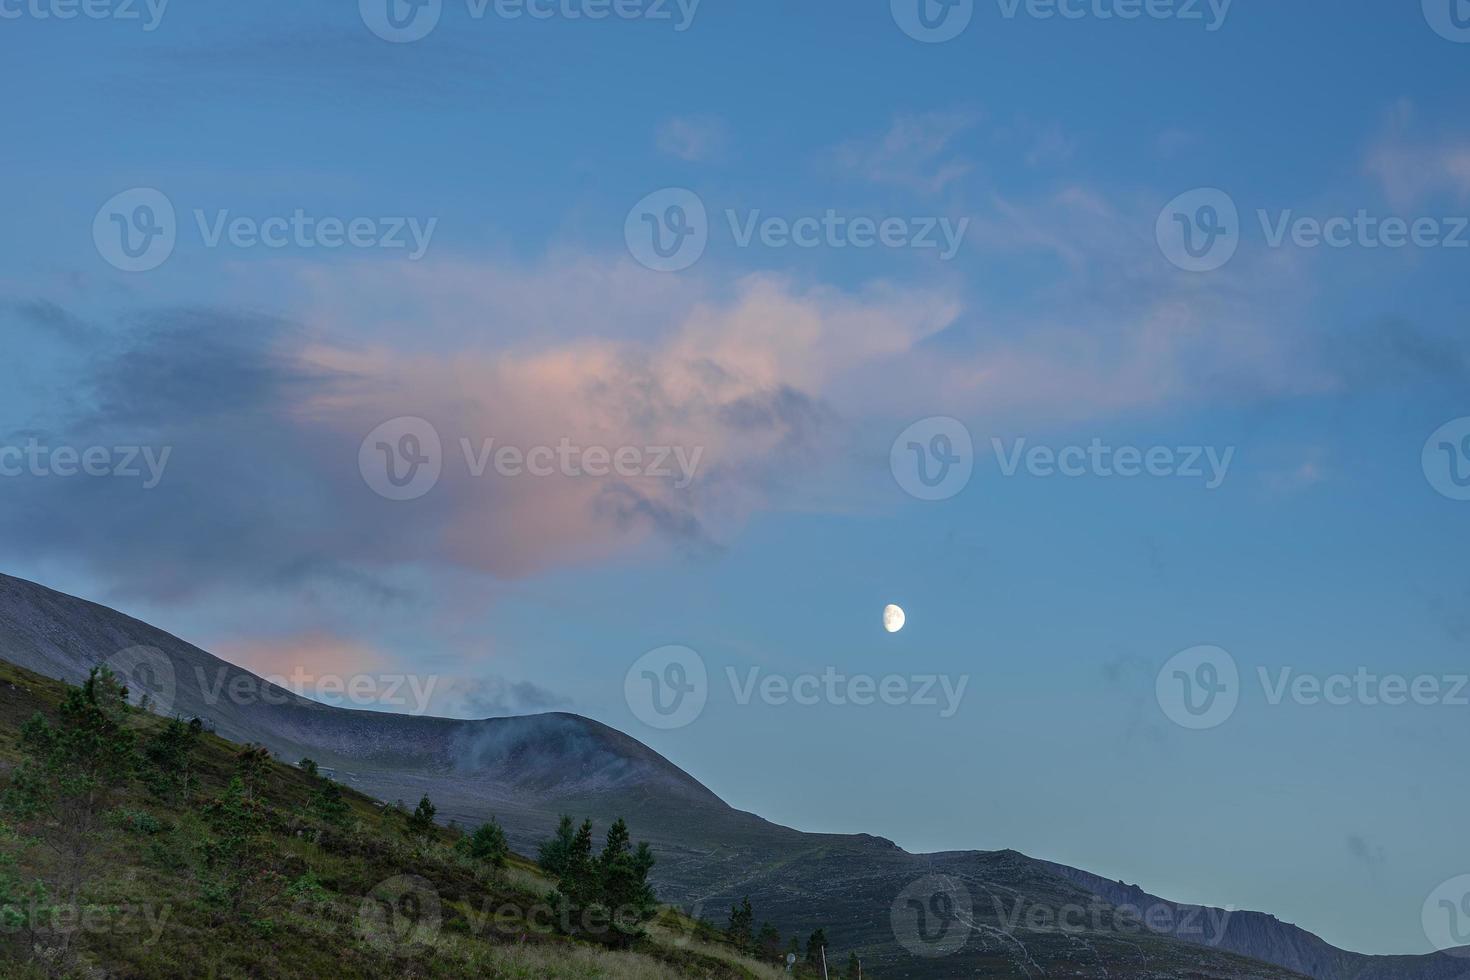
[{"xmin": 0, "ymin": 659, "xmax": 793, "ymax": 979}]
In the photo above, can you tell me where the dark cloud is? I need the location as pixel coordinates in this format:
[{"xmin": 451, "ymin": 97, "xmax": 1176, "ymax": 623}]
[
  {"xmin": 1346, "ymin": 834, "xmax": 1386, "ymax": 880},
  {"xmin": 80, "ymin": 308, "xmax": 333, "ymax": 429},
  {"xmin": 6, "ymin": 299, "xmax": 97, "ymax": 345},
  {"xmin": 0, "ymin": 307, "xmax": 356, "ymax": 601},
  {"xmin": 1326, "ymin": 318, "xmax": 1470, "ymax": 391}
]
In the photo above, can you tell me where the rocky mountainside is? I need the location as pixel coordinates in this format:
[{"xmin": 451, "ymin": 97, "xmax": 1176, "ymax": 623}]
[{"xmin": 0, "ymin": 571, "xmax": 1459, "ymax": 978}]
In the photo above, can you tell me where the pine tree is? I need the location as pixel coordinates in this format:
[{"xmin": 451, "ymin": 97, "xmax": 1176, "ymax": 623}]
[
  {"xmin": 597, "ymin": 817, "xmax": 657, "ymax": 945},
  {"xmin": 143, "ymin": 716, "xmax": 202, "ymax": 803},
  {"xmin": 558, "ymin": 818, "xmax": 596, "ymax": 906},
  {"xmin": 310, "ymin": 779, "xmax": 350, "ymax": 827},
  {"xmin": 2, "ymin": 667, "xmax": 136, "ymax": 913},
  {"xmin": 805, "ymin": 927, "xmax": 828, "ymax": 967},
  {"xmin": 201, "ymin": 775, "xmax": 278, "ymax": 918},
  {"xmin": 406, "ymin": 794, "xmax": 437, "ymax": 839},
  {"xmin": 727, "ymin": 895, "xmax": 754, "ymax": 946},
  {"xmin": 757, "ymin": 921, "xmax": 782, "ymax": 960},
  {"xmin": 845, "ymin": 951, "xmax": 861, "ymax": 978},
  {"xmin": 235, "ymin": 744, "xmax": 272, "ymax": 800},
  {"xmin": 537, "ymin": 814, "xmax": 577, "ymax": 875},
  {"xmin": 467, "ymin": 818, "xmax": 509, "ymax": 869}
]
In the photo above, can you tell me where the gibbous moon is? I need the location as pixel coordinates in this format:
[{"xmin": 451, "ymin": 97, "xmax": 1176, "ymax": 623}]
[{"xmin": 883, "ymin": 603, "xmax": 906, "ymax": 633}]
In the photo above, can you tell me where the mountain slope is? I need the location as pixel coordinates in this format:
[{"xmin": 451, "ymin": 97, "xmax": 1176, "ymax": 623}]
[
  {"xmin": 0, "ymin": 572, "xmax": 1452, "ymax": 978},
  {"xmin": 0, "ymin": 657, "xmax": 784, "ymax": 980}
]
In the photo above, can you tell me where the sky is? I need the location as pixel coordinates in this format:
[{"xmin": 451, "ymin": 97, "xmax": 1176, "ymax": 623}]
[{"xmin": 4, "ymin": 0, "xmax": 1470, "ymax": 958}]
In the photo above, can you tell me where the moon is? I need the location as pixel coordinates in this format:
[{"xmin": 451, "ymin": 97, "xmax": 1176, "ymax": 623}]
[{"xmin": 883, "ymin": 603, "xmax": 906, "ymax": 633}]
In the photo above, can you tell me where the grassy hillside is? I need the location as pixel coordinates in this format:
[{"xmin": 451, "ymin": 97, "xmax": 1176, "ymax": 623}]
[{"xmin": 0, "ymin": 658, "xmax": 803, "ymax": 979}]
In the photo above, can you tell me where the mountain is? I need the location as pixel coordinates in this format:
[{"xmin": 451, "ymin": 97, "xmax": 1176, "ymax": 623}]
[{"xmin": 0, "ymin": 571, "xmax": 1461, "ymax": 978}]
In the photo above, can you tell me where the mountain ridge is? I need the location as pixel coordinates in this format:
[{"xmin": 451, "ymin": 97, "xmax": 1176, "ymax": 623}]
[{"xmin": 0, "ymin": 571, "xmax": 1460, "ymax": 978}]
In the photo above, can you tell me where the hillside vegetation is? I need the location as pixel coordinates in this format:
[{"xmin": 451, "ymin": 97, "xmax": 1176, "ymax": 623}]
[{"xmin": 0, "ymin": 658, "xmax": 834, "ymax": 979}]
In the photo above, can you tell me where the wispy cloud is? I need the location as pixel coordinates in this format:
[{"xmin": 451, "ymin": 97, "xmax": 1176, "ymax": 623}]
[
  {"xmin": 1363, "ymin": 102, "xmax": 1470, "ymax": 208},
  {"xmin": 831, "ymin": 110, "xmax": 978, "ymax": 194},
  {"xmin": 656, "ymin": 115, "xmax": 730, "ymax": 162}
]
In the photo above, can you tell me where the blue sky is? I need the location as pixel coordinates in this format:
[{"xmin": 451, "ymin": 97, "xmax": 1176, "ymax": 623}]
[{"xmin": 4, "ymin": 0, "xmax": 1470, "ymax": 957}]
